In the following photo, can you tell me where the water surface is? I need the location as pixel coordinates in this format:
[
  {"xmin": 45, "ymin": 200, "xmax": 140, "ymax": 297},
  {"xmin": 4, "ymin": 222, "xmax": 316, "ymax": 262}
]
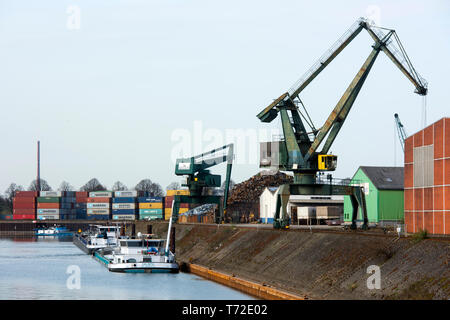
[{"xmin": 0, "ymin": 237, "xmax": 254, "ymax": 300}]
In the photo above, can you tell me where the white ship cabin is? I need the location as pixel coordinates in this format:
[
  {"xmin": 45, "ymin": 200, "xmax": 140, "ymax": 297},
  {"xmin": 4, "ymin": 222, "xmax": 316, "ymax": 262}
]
[
  {"xmin": 118, "ymin": 239, "xmax": 165, "ymax": 255},
  {"xmin": 89, "ymin": 225, "xmax": 121, "ymax": 246}
]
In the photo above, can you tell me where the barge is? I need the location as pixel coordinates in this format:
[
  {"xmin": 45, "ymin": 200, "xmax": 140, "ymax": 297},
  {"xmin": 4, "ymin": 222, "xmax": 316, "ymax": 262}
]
[{"xmin": 73, "ymin": 225, "xmax": 122, "ymax": 254}]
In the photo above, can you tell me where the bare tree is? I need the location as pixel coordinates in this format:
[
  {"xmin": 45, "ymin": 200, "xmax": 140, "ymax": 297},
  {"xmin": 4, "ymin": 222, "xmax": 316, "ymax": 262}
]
[
  {"xmin": 58, "ymin": 181, "xmax": 74, "ymax": 191},
  {"xmin": 135, "ymin": 179, "xmax": 164, "ymax": 197},
  {"xmin": 80, "ymin": 178, "xmax": 106, "ymax": 192},
  {"xmin": 166, "ymin": 182, "xmax": 181, "ymax": 191},
  {"xmin": 28, "ymin": 179, "xmax": 52, "ymax": 191},
  {"xmin": 5, "ymin": 183, "xmax": 24, "ymax": 212},
  {"xmin": 112, "ymin": 181, "xmax": 127, "ymax": 191}
]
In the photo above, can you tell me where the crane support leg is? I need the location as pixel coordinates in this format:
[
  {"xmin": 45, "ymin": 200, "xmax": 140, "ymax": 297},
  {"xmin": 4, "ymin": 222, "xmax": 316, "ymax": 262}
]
[
  {"xmin": 350, "ymin": 187, "xmax": 368, "ymax": 230},
  {"xmin": 273, "ymin": 184, "xmax": 291, "ymax": 229}
]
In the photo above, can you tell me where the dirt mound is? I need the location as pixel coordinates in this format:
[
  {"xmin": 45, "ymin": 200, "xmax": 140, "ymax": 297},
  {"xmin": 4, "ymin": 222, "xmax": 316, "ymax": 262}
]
[{"xmin": 227, "ymin": 171, "xmax": 293, "ymax": 204}]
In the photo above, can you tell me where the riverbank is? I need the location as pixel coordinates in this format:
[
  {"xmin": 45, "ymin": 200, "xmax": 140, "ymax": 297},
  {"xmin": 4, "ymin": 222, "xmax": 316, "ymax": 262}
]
[{"xmin": 145, "ymin": 222, "xmax": 449, "ymax": 300}]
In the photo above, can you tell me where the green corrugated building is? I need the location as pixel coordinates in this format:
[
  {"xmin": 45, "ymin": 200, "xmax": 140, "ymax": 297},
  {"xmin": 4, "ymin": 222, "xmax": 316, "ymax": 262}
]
[{"xmin": 344, "ymin": 166, "xmax": 404, "ymax": 225}]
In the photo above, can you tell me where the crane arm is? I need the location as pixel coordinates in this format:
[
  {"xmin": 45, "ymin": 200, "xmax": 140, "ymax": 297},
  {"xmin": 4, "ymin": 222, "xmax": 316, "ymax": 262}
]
[
  {"xmin": 257, "ymin": 18, "xmax": 367, "ymax": 123},
  {"xmin": 305, "ymin": 47, "xmax": 382, "ymax": 161},
  {"xmin": 288, "ymin": 19, "xmax": 366, "ymax": 99},
  {"xmin": 394, "ymin": 113, "xmax": 407, "ymax": 152},
  {"xmin": 365, "ymin": 27, "xmax": 428, "ymax": 95},
  {"xmin": 306, "ymin": 25, "xmax": 427, "ymax": 159}
]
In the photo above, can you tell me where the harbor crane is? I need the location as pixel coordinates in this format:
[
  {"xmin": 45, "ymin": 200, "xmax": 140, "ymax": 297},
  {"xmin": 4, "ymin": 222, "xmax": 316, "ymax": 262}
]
[
  {"xmin": 258, "ymin": 17, "xmax": 428, "ymax": 229},
  {"xmin": 394, "ymin": 113, "xmax": 408, "ymax": 152},
  {"xmin": 172, "ymin": 144, "xmax": 234, "ymax": 224}
]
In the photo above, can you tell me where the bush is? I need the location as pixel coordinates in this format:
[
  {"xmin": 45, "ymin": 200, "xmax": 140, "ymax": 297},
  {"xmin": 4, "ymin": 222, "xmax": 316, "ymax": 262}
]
[{"xmin": 411, "ymin": 229, "xmax": 428, "ymax": 243}]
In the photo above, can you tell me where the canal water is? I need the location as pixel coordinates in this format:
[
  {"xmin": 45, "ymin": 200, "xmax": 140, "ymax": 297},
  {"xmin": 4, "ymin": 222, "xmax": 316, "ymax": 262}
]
[{"xmin": 0, "ymin": 237, "xmax": 254, "ymax": 300}]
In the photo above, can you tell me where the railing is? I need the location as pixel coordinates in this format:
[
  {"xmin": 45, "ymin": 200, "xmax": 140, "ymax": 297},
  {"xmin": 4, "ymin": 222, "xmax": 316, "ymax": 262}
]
[{"xmin": 314, "ymin": 175, "xmax": 365, "ymax": 187}]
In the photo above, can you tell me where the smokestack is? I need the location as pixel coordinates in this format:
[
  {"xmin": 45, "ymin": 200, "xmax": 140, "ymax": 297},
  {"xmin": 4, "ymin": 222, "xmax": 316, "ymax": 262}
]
[{"xmin": 37, "ymin": 141, "xmax": 40, "ymax": 192}]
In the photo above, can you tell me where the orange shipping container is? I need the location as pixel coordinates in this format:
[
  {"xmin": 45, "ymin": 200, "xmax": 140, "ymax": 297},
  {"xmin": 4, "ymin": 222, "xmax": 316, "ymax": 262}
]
[
  {"xmin": 37, "ymin": 202, "xmax": 60, "ymax": 209},
  {"xmin": 87, "ymin": 197, "xmax": 111, "ymax": 203}
]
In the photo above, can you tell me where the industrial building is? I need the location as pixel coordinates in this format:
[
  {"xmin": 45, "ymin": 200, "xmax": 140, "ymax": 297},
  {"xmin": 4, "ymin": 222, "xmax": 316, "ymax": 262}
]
[
  {"xmin": 343, "ymin": 167, "xmax": 404, "ymax": 225},
  {"xmin": 260, "ymin": 186, "xmax": 344, "ymax": 224},
  {"xmin": 404, "ymin": 117, "xmax": 450, "ymax": 235}
]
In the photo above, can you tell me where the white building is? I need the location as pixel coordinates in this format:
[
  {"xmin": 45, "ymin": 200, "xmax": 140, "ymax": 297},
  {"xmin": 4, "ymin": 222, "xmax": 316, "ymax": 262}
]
[{"xmin": 259, "ymin": 187, "xmax": 279, "ymax": 223}]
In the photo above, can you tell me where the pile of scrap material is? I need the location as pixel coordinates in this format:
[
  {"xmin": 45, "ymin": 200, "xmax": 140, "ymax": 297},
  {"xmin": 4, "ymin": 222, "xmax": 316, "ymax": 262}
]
[{"xmin": 227, "ymin": 171, "xmax": 293, "ymax": 204}]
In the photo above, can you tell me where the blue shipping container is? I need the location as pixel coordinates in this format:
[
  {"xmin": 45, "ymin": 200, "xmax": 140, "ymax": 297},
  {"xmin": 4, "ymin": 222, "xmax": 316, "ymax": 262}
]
[
  {"xmin": 111, "ymin": 209, "xmax": 137, "ymax": 215},
  {"xmin": 86, "ymin": 214, "xmax": 110, "ymax": 220},
  {"xmin": 112, "ymin": 197, "xmax": 136, "ymax": 203},
  {"xmin": 75, "ymin": 203, "xmax": 87, "ymax": 209},
  {"xmin": 138, "ymin": 197, "xmax": 162, "ymax": 203}
]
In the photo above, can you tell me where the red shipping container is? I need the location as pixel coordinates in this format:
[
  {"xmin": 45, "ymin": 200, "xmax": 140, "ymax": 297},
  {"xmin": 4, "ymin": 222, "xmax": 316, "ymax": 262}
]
[
  {"xmin": 13, "ymin": 214, "xmax": 35, "ymax": 220},
  {"xmin": 76, "ymin": 197, "xmax": 88, "ymax": 203},
  {"xmin": 76, "ymin": 192, "xmax": 88, "ymax": 198},
  {"xmin": 87, "ymin": 197, "xmax": 111, "ymax": 203},
  {"xmin": 13, "ymin": 197, "xmax": 36, "ymax": 204},
  {"xmin": 13, "ymin": 202, "xmax": 36, "ymax": 209},
  {"xmin": 13, "ymin": 209, "xmax": 35, "ymax": 215},
  {"xmin": 15, "ymin": 191, "xmax": 38, "ymax": 197},
  {"xmin": 37, "ymin": 202, "xmax": 60, "ymax": 209}
]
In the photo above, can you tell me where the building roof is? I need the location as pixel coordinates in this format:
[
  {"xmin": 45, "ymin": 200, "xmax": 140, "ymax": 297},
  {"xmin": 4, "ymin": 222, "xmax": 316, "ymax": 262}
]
[{"xmin": 359, "ymin": 166, "xmax": 404, "ymax": 190}]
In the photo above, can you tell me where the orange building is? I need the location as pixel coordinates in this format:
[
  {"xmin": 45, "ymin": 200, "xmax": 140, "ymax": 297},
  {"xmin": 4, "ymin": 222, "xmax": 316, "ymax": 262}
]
[{"xmin": 404, "ymin": 117, "xmax": 450, "ymax": 235}]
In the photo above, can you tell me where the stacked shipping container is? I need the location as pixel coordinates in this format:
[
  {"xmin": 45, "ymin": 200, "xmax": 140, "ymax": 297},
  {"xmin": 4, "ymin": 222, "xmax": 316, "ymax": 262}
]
[
  {"xmin": 112, "ymin": 190, "xmax": 138, "ymax": 221},
  {"xmin": 37, "ymin": 191, "xmax": 62, "ymax": 220},
  {"xmin": 87, "ymin": 191, "xmax": 112, "ymax": 220},
  {"xmin": 36, "ymin": 191, "xmax": 76, "ymax": 220},
  {"xmin": 60, "ymin": 191, "xmax": 76, "ymax": 220},
  {"xmin": 75, "ymin": 192, "xmax": 88, "ymax": 219},
  {"xmin": 138, "ymin": 197, "xmax": 163, "ymax": 220},
  {"xmin": 13, "ymin": 191, "xmax": 37, "ymax": 220},
  {"xmin": 165, "ymin": 190, "xmax": 190, "ymax": 220},
  {"xmin": 404, "ymin": 117, "xmax": 450, "ymax": 235}
]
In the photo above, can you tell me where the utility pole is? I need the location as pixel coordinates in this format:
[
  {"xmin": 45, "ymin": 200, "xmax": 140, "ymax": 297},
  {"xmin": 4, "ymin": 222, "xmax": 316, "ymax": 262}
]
[{"xmin": 37, "ymin": 141, "xmax": 41, "ymax": 192}]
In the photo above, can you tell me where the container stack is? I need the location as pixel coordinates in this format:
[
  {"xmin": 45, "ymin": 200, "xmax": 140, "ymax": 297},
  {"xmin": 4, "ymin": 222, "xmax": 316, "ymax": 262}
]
[
  {"xmin": 164, "ymin": 189, "xmax": 190, "ymax": 220},
  {"xmin": 112, "ymin": 190, "xmax": 138, "ymax": 221},
  {"xmin": 87, "ymin": 191, "xmax": 112, "ymax": 220},
  {"xmin": 37, "ymin": 191, "xmax": 62, "ymax": 220},
  {"xmin": 138, "ymin": 196, "xmax": 163, "ymax": 220},
  {"xmin": 60, "ymin": 191, "xmax": 76, "ymax": 220},
  {"xmin": 75, "ymin": 192, "xmax": 88, "ymax": 219},
  {"xmin": 13, "ymin": 191, "xmax": 37, "ymax": 220}
]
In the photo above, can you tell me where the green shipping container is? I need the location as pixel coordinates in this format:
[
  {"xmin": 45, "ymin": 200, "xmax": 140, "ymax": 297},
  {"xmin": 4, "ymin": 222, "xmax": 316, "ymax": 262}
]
[
  {"xmin": 37, "ymin": 197, "xmax": 60, "ymax": 203},
  {"xmin": 343, "ymin": 166, "xmax": 404, "ymax": 225},
  {"xmin": 139, "ymin": 213, "xmax": 163, "ymax": 220},
  {"xmin": 139, "ymin": 209, "xmax": 162, "ymax": 215}
]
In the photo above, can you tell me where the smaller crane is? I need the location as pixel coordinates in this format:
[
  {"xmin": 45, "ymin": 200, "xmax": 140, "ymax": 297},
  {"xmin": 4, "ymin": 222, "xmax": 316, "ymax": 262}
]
[
  {"xmin": 172, "ymin": 144, "xmax": 234, "ymax": 224},
  {"xmin": 394, "ymin": 113, "xmax": 407, "ymax": 152}
]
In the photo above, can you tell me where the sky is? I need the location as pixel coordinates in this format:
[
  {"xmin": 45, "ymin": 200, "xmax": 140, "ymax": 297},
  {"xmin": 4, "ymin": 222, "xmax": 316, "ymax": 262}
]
[{"xmin": 0, "ymin": 0, "xmax": 448, "ymax": 193}]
